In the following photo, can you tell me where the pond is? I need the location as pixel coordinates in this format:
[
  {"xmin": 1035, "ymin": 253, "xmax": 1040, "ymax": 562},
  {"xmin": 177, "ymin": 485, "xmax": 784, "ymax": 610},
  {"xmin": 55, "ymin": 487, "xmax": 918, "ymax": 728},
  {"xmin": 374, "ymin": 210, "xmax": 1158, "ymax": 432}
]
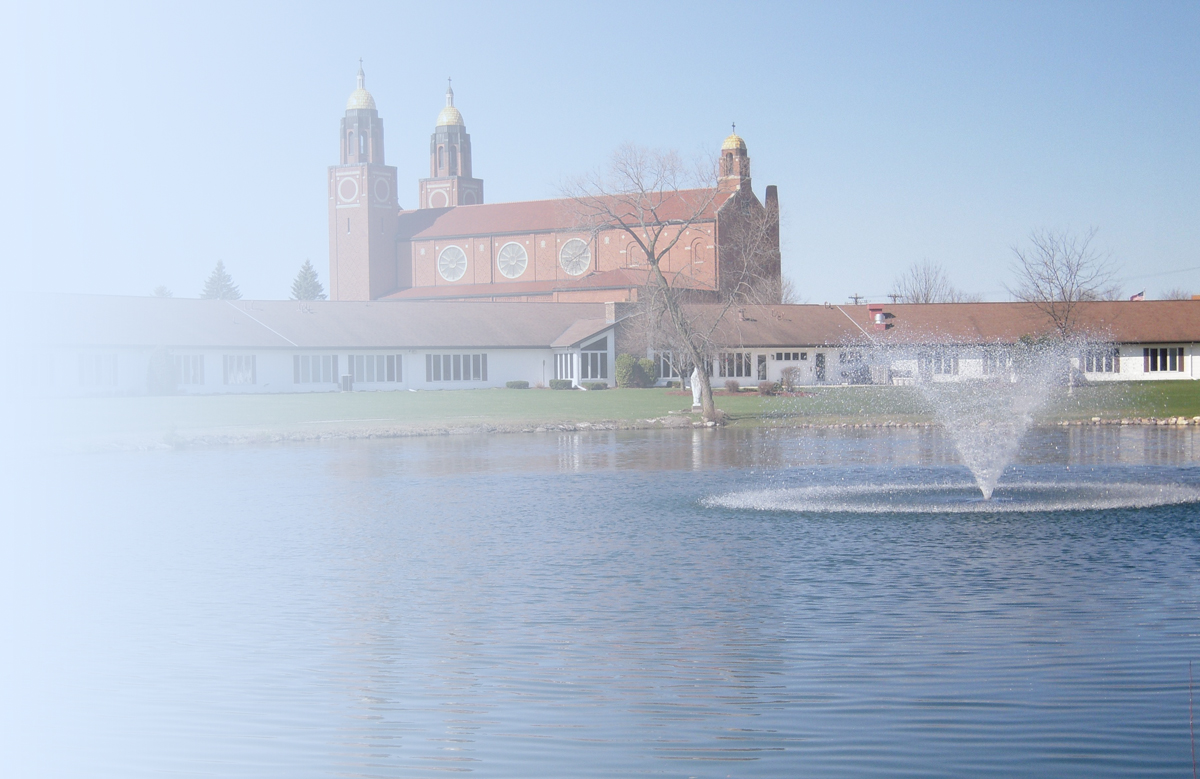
[{"xmin": 3, "ymin": 426, "xmax": 1199, "ymax": 777}]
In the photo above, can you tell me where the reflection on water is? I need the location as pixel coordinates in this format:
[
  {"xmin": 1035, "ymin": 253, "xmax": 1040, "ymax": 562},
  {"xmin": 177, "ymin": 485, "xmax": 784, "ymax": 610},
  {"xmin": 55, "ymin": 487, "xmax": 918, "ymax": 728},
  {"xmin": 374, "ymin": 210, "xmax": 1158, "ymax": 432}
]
[
  {"xmin": 3, "ymin": 427, "xmax": 1199, "ymax": 778},
  {"xmin": 347, "ymin": 425, "xmax": 1200, "ymax": 477}
]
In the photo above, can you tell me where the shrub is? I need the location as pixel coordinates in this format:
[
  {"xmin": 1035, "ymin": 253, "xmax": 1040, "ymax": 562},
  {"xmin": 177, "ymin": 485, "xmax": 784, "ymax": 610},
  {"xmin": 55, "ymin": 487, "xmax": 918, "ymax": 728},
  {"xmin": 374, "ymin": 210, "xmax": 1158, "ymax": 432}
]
[
  {"xmin": 758, "ymin": 381, "xmax": 776, "ymax": 396},
  {"xmin": 780, "ymin": 366, "xmax": 801, "ymax": 392},
  {"xmin": 724, "ymin": 379, "xmax": 740, "ymax": 393},
  {"xmin": 583, "ymin": 382, "xmax": 607, "ymax": 391},
  {"xmin": 637, "ymin": 357, "xmax": 659, "ymax": 385},
  {"xmin": 549, "ymin": 379, "xmax": 574, "ymax": 390},
  {"xmin": 505, "ymin": 380, "xmax": 530, "ymax": 389},
  {"xmin": 615, "ymin": 353, "xmax": 640, "ymax": 387}
]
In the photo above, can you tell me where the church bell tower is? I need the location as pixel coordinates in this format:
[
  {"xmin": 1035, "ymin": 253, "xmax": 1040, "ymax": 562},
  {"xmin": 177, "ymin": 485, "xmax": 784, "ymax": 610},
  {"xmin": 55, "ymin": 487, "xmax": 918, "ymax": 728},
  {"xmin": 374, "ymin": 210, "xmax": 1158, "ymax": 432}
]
[
  {"xmin": 418, "ymin": 80, "xmax": 484, "ymax": 209},
  {"xmin": 328, "ymin": 63, "xmax": 401, "ymax": 301},
  {"xmin": 719, "ymin": 125, "xmax": 751, "ymax": 188}
]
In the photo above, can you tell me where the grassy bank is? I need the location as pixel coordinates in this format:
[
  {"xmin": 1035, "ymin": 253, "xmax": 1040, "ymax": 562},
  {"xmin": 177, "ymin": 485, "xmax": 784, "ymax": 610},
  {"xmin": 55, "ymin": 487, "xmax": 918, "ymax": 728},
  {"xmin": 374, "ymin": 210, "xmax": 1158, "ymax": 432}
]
[{"xmin": 38, "ymin": 380, "xmax": 1199, "ymax": 448}]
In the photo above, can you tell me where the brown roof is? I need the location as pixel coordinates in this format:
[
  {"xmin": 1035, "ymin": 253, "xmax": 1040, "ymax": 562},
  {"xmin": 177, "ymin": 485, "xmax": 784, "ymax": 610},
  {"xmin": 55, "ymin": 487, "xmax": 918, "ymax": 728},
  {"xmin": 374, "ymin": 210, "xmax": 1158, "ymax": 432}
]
[
  {"xmin": 42, "ymin": 297, "xmax": 1200, "ymax": 352},
  {"xmin": 551, "ymin": 319, "xmax": 612, "ymax": 348},
  {"xmin": 688, "ymin": 300, "xmax": 1200, "ymax": 347},
  {"xmin": 44, "ymin": 296, "xmax": 609, "ymax": 350},
  {"xmin": 397, "ymin": 189, "xmax": 732, "ymax": 240}
]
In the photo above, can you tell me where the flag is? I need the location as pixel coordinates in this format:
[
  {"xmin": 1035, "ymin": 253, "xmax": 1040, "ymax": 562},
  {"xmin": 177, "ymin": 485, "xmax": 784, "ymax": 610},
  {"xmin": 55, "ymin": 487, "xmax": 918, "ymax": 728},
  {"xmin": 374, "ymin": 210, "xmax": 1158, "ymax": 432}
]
[{"xmin": 1130, "ymin": 291, "xmax": 1145, "ymax": 301}]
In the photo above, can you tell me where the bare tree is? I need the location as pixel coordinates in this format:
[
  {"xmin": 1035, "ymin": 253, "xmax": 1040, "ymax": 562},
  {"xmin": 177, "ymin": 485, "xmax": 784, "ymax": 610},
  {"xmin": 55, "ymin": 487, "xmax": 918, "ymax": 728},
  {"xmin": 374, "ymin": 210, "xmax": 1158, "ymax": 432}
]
[
  {"xmin": 779, "ymin": 275, "xmax": 800, "ymax": 304},
  {"xmin": 564, "ymin": 144, "xmax": 779, "ymax": 420},
  {"xmin": 889, "ymin": 260, "xmax": 981, "ymax": 304},
  {"xmin": 1007, "ymin": 227, "xmax": 1117, "ymax": 337},
  {"xmin": 1160, "ymin": 287, "xmax": 1192, "ymax": 300}
]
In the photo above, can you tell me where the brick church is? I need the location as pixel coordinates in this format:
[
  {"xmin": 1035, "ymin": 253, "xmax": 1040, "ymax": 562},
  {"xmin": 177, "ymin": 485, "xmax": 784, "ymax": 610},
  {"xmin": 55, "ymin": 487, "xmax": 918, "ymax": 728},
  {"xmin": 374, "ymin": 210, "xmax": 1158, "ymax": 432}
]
[{"xmin": 328, "ymin": 66, "xmax": 781, "ymax": 304}]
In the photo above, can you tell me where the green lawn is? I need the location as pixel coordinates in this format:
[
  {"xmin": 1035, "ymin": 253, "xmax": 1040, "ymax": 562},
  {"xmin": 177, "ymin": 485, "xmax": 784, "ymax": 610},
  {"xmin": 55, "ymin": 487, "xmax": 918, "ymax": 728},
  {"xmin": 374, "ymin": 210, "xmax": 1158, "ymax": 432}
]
[
  {"xmin": 39, "ymin": 380, "xmax": 1200, "ymax": 447},
  {"xmin": 1047, "ymin": 381, "xmax": 1200, "ymax": 420}
]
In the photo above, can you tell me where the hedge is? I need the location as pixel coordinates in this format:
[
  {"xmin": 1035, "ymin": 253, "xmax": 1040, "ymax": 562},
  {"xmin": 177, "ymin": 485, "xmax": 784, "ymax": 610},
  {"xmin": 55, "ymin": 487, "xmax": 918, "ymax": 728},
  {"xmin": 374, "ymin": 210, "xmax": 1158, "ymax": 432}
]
[
  {"xmin": 505, "ymin": 380, "xmax": 530, "ymax": 389},
  {"xmin": 615, "ymin": 354, "xmax": 660, "ymax": 388}
]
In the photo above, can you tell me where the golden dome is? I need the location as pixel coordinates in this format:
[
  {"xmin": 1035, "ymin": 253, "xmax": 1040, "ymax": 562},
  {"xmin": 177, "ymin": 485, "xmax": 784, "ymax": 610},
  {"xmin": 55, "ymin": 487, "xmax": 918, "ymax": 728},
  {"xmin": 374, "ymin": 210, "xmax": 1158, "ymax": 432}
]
[
  {"xmin": 722, "ymin": 132, "xmax": 746, "ymax": 151},
  {"xmin": 437, "ymin": 105, "xmax": 464, "ymax": 126},
  {"xmin": 346, "ymin": 63, "xmax": 376, "ymax": 111},
  {"xmin": 347, "ymin": 88, "xmax": 376, "ymax": 111},
  {"xmin": 436, "ymin": 79, "xmax": 464, "ymax": 126}
]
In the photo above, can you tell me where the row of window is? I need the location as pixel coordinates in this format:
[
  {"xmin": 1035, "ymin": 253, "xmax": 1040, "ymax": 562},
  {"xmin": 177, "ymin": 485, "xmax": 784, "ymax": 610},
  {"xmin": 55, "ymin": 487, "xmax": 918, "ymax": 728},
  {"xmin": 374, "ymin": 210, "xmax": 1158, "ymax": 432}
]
[
  {"xmin": 554, "ymin": 353, "xmax": 574, "ymax": 380},
  {"xmin": 65, "ymin": 346, "xmax": 1192, "ymax": 390},
  {"xmin": 718, "ymin": 352, "xmax": 768, "ymax": 381},
  {"xmin": 426, "ymin": 353, "xmax": 487, "ymax": 382},
  {"xmin": 1145, "ymin": 347, "xmax": 1184, "ymax": 372},
  {"xmin": 348, "ymin": 354, "xmax": 403, "ymax": 383},
  {"xmin": 666, "ymin": 347, "xmax": 1146, "ymax": 383},
  {"xmin": 920, "ymin": 354, "xmax": 959, "ymax": 376},
  {"xmin": 79, "ymin": 354, "xmax": 118, "ymax": 387},
  {"xmin": 436, "ymin": 238, "xmax": 593, "ymax": 282},
  {"xmin": 223, "ymin": 355, "xmax": 256, "ymax": 385},
  {"xmin": 553, "ymin": 351, "xmax": 612, "ymax": 381},
  {"xmin": 918, "ymin": 349, "xmax": 1124, "ymax": 377},
  {"xmin": 295, "ymin": 354, "xmax": 340, "ymax": 384},
  {"xmin": 174, "ymin": 354, "xmax": 205, "ymax": 385},
  {"xmin": 1085, "ymin": 349, "xmax": 1120, "ymax": 374}
]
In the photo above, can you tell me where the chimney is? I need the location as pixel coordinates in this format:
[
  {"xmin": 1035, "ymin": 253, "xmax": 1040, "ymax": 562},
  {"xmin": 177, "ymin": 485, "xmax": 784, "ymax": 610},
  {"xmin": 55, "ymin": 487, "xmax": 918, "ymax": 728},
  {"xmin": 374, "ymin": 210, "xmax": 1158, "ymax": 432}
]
[
  {"xmin": 869, "ymin": 305, "xmax": 893, "ymax": 331},
  {"xmin": 605, "ymin": 301, "xmax": 616, "ymax": 324}
]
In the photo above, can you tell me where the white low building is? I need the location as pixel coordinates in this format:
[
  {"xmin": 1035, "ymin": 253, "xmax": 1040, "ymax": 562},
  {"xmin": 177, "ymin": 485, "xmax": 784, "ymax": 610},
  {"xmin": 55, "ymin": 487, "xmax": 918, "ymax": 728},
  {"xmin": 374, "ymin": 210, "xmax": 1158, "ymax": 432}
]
[
  {"xmin": 642, "ymin": 300, "xmax": 1200, "ymax": 387},
  {"xmin": 42, "ymin": 297, "xmax": 1200, "ymax": 397},
  {"xmin": 44, "ymin": 296, "xmax": 616, "ymax": 397}
]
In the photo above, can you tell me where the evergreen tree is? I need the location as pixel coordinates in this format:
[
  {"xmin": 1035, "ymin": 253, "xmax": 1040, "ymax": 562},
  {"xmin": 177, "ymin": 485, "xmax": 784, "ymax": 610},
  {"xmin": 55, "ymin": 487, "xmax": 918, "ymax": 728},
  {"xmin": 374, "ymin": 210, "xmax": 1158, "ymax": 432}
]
[
  {"xmin": 152, "ymin": 285, "xmax": 173, "ymax": 297},
  {"xmin": 290, "ymin": 259, "xmax": 327, "ymax": 301},
  {"xmin": 200, "ymin": 261, "xmax": 241, "ymax": 300}
]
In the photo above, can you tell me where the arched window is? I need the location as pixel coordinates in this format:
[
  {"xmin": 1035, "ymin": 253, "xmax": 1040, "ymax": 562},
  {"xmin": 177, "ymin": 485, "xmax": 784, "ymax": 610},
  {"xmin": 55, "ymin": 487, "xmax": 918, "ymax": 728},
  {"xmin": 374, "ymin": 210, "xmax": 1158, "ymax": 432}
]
[
  {"xmin": 438, "ymin": 146, "xmax": 444, "ymax": 171},
  {"xmin": 626, "ymin": 243, "xmax": 643, "ymax": 267},
  {"xmin": 449, "ymin": 146, "xmax": 458, "ymax": 175},
  {"xmin": 359, "ymin": 132, "xmax": 366, "ymax": 156},
  {"xmin": 347, "ymin": 132, "xmax": 354, "ymax": 159}
]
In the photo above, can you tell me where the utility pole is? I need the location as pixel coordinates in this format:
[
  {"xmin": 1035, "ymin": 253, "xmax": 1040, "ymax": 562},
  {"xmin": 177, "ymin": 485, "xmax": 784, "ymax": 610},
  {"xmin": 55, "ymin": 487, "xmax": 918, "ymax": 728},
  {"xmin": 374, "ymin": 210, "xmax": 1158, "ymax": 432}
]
[
  {"xmin": 888, "ymin": 293, "xmax": 902, "ymax": 304},
  {"xmin": 848, "ymin": 293, "xmax": 865, "ymax": 305}
]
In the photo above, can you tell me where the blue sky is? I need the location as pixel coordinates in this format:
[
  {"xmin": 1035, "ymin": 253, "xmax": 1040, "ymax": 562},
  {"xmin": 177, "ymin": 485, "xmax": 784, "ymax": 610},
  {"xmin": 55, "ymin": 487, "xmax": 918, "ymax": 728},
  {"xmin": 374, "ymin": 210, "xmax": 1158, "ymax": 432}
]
[{"xmin": 8, "ymin": 0, "xmax": 1198, "ymax": 302}]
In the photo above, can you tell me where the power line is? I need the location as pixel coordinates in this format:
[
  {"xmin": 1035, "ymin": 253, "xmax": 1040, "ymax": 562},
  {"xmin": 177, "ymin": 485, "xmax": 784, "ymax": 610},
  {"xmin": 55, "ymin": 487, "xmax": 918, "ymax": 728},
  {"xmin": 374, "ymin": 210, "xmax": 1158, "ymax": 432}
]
[{"xmin": 1114, "ymin": 264, "xmax": 1200, "ymax": 284}]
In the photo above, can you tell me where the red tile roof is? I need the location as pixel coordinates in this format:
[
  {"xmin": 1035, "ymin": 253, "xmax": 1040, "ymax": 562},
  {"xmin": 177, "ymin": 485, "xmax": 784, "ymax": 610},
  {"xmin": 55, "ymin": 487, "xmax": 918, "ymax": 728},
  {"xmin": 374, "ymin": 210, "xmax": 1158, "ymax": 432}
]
[
  {"xmin": 687, "ymin": 300, "xmax": 1200, "ymax": 347},
  {"xmin": 397, "ymin": 189, "xmax": 732, "ymax": 240}
]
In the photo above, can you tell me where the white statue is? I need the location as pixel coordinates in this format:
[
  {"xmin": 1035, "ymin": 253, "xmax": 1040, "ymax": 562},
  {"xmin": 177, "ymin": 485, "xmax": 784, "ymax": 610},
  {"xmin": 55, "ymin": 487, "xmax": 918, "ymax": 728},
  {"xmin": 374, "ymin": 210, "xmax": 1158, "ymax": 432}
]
[{"xmin": 691, "ymin": 367, "xmax": 702, "ymax": 410}]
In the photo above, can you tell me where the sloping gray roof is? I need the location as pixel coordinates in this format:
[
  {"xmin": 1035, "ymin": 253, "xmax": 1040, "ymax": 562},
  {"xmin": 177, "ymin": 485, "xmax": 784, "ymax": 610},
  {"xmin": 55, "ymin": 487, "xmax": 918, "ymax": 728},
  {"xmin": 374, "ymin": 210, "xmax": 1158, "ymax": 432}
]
[
  {"xmin": 40, "ymin": 296, "xmax": 1200, "ymax": 351},
  {"xmin": 550, "ymin": 319, "xmax": 611, "ymax": 348},
  {"xmin": 42, "ymin": 296, "xmax": 609, "ymax": 350}
]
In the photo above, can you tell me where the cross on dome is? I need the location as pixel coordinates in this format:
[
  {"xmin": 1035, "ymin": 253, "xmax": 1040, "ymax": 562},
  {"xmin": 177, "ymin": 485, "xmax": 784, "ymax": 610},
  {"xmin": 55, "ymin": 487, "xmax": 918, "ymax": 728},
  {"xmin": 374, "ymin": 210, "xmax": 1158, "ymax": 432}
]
[
  {"xmin": 346, "ymin": 59, "xmax": 376, "ymax": 110},
  {"xmin": 722, "ymin": 122, "xmax": 746, "ymax": 152},
  {"xmin": 436, "ymin": 77, "xmax": 464, "ymax": 126}
]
